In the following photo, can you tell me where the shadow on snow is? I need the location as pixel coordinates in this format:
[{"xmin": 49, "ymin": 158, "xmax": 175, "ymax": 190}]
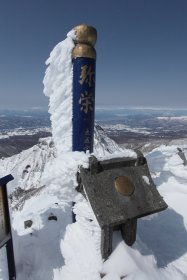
[
  {"xmin": 11, "ymin": 204, "xmax": 72, "ymax": 280},
  {"xmin": 137, "ymin": 208, "xmax": 187, "ymax": 268}
]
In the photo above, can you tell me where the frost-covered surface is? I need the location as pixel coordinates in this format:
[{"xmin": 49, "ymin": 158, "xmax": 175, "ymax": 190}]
[{"xmin": 43, "ymin": 30, "xmax": 75, "ymax": 155}]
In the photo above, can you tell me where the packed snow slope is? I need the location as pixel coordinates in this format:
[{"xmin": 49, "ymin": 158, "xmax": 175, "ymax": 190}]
[
  {"xmin": 0, "ymin": 127, "xmax": 135, "ymax": 280},
  {"xmin": 0, "ymin": 135, "xmax": 187, "ymax": 279}
]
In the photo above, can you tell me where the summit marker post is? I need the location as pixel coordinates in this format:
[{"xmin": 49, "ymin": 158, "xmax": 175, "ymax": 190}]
[
  {"xmin": 72, "ymin": 24, "xmax": 97, "ymax": 153},
  {"xmin": 71, "ymin": 25, "xmax": 168, "ymax": 259}
]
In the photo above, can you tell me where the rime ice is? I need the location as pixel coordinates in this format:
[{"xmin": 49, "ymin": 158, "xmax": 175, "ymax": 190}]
[{"xmin": 43, "ymin": 30, "xmax": 75, "ymax": 154}]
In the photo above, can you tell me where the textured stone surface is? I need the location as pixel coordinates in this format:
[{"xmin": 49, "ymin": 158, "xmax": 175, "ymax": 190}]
[{"xmin": 77, "ymin": 153, "xmax": 168, "ymax": 259}]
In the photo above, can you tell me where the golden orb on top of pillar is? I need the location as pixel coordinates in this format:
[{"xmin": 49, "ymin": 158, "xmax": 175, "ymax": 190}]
[
  {"xmin": 73, "ymin": 24, "xmax": 97, "ymax": 46},
  {"xmin": 72, "ymin": 24, "xmax": 97, "ymax": 59}
]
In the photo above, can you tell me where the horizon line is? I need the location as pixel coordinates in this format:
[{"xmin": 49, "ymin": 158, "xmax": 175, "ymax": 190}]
[{"xmin": 1, "ymin": 105, "xmax": 187, "ymax": 111}]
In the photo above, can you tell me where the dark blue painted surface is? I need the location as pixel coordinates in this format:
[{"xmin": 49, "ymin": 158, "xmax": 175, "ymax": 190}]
[
  {"xmin": 0, "ymin": 174, "xmax": 14, "ymax": 187},
  {"xmin": 72, "ymin": 57, "xmax": 96, "ymax": 153}
]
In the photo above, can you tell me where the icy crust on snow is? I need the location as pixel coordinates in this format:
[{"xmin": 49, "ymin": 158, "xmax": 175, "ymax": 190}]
[{"xmin": 43, "ymin": 30, "xmax": 75, "ymax": 155}]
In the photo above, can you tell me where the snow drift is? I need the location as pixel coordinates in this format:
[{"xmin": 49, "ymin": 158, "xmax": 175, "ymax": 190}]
[{"xmin": 1, "ymin": 137, "xmax": 187, "ymax": 279}]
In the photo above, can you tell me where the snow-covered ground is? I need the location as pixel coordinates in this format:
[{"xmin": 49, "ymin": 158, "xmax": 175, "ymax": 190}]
[
  {"xmin": 1, "ymin": 29, "xmax": 187, "ymax": 280},
  {"xmin": 0, "ymin": 135, "xmax": 187, "ymax": 280},
  {"xmin": 0, "ymin": 127, "xmax": 135, "ymax": 280}
]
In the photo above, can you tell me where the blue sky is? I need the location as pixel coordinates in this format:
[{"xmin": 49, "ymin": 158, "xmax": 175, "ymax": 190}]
[{"xmin": 0, "ymin": 0, "xmax": 187, "ymax": 109}]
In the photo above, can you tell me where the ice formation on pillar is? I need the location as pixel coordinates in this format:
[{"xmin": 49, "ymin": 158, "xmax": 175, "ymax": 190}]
[{"xmin": 43, "ymin": 30, "xmax": 76, "ymax": 154}]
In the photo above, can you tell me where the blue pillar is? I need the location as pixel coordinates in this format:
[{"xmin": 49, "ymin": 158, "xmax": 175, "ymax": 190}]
[{"xmin": 72, "ymin": 25, "xmax": 97, "ymax": 153}]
